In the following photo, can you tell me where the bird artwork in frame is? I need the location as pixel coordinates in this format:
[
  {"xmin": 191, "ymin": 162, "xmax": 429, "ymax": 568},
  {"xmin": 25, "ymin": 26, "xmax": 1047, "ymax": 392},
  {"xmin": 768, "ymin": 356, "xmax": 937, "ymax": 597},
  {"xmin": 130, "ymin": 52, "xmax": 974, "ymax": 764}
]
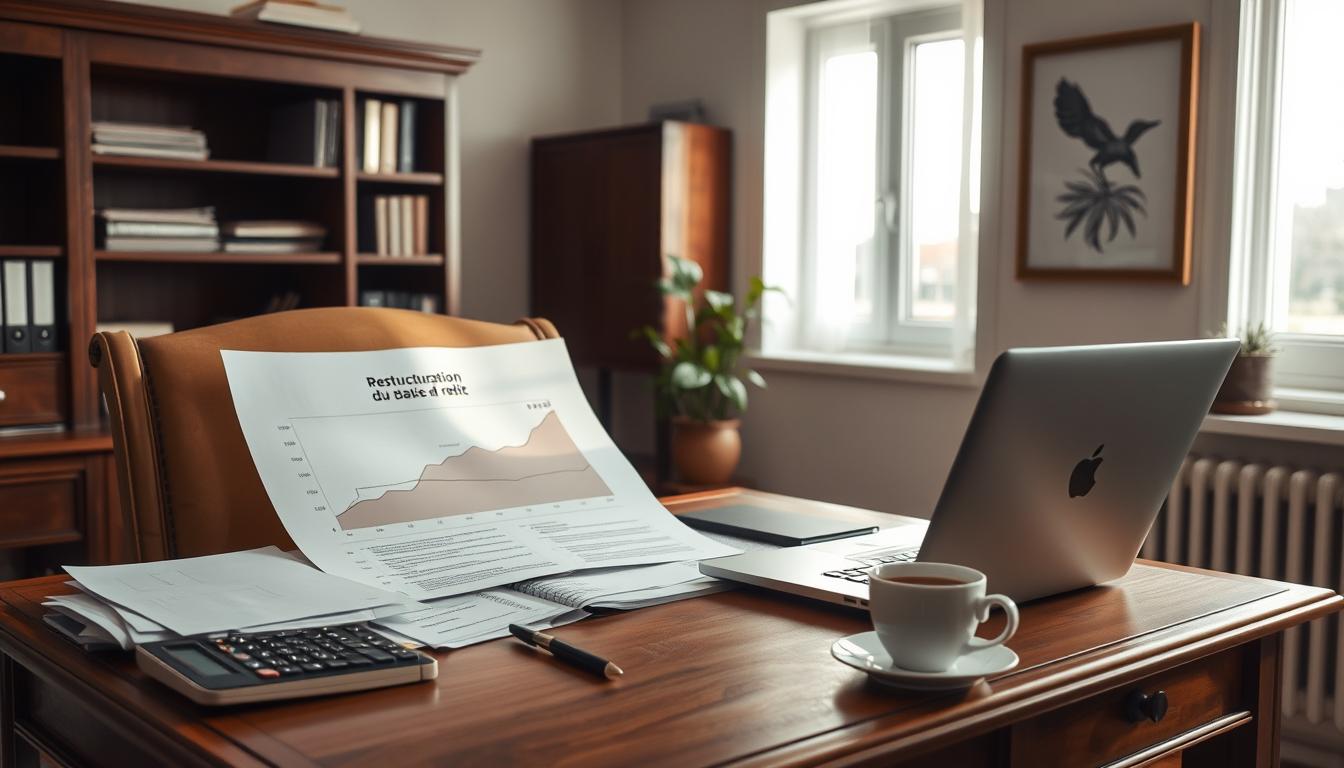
[{"xmin": 1016, "ymin": 23, "xmax": 1199, "ymax": 283}]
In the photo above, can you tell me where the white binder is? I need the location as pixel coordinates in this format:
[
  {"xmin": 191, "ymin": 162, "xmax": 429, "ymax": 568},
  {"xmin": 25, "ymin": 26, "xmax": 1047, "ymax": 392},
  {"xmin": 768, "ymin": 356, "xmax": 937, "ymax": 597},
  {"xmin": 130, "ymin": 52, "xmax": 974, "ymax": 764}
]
[{"xmin": 2, "ymin": 260, "xmax": 30, "ymax": 354}]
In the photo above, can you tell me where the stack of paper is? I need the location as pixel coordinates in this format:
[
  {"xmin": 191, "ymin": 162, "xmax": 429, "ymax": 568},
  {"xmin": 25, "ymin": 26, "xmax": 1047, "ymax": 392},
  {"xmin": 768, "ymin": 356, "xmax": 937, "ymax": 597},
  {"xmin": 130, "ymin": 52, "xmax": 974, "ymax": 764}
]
[
  {"xmin": 92, "ymin": 121, "xmax": 209, "ymax": 161},
  {"xmin": 48, "ymin": 547, "xmax": 419, "ymax": 650}
]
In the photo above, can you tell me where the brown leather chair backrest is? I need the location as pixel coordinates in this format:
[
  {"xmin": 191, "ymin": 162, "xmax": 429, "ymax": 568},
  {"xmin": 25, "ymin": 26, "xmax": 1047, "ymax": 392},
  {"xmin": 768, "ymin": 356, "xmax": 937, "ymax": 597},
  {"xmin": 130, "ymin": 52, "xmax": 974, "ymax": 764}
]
[{"xmin": 90, "ymin": 307, "xmax": 560, "ymax": 562}]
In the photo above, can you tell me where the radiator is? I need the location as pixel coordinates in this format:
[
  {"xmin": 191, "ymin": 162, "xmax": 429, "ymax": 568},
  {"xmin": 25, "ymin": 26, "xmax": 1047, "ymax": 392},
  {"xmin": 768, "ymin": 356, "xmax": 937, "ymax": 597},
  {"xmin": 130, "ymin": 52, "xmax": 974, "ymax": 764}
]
[{"xmin": 1144, "ymin": 455, "xmax": 1343, "ymax": 760}]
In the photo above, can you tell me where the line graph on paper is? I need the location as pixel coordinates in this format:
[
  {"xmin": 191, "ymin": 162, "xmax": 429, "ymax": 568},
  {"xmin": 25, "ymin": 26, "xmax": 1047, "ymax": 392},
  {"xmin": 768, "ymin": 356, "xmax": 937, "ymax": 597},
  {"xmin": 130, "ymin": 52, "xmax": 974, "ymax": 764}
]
[{"xmin": 285, "ymin": 402, "xmax": 612, "ymax": 531}]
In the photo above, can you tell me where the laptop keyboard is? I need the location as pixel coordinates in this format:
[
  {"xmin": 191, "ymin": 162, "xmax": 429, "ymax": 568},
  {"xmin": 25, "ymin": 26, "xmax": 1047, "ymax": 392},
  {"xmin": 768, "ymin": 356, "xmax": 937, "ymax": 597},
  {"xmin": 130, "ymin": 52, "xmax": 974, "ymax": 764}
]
[{"xmin": 821, "ymin": 548, "xmax": 918, "ymax": 585}]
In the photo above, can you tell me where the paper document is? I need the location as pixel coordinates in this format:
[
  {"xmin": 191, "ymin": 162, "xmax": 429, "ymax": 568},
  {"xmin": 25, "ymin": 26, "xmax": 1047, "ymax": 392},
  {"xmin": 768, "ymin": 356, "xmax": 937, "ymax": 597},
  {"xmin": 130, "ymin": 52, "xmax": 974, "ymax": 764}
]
[
  {"xmin": 221, "ymin": 339, "xmax": 736, "ymax": 600},
  {"xmin": 375, "ymin": 589, "xmax": 588, "ymax": 649},
  {"xmin": 377, "ymin": 531, "xmax": 777, "ymax": 648},
  {"xmin": 64, "ymin": 547, "xmax": 416, "ymax": 636}
]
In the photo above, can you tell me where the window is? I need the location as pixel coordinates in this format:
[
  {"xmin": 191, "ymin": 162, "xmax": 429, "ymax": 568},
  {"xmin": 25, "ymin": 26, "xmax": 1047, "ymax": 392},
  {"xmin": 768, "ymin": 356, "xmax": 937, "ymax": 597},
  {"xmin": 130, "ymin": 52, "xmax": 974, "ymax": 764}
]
[
  {"xmin": 1231, "ymin": 0, "xmax": 1344, "ymax": 405},
  {"xmin": 764, "ymin": 1, "xmax": 980, "ymax": 368}
]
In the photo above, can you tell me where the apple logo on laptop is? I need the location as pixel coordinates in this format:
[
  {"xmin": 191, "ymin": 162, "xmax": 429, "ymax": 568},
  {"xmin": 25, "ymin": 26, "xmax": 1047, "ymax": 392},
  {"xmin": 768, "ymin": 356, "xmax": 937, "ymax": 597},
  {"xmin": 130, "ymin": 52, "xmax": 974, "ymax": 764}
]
[{"xmin": 1069, "ymin": 444, "xmax": 1104, "ymax": 498}]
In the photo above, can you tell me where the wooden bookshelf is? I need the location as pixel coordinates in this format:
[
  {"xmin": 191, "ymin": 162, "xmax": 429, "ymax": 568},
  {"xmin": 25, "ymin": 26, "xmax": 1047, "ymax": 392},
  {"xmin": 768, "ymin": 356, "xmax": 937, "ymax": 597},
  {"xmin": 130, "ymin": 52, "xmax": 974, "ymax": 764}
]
[
  {"xmin": 92, "ymin": 154, "xmax": 341, "ymax": 179},
  {"xmin": 0, "ymin": 145, "xmax": 59, "ymax": 160},
  {"xmin": 356, "ymin": 253, "xmax": 444, "ymax": 266},
  {"xmin": 356, "ymin": 170, "xmax": 444, "ymax": 186},
  {"xmin": 0, "ymin": 245, "xmax": 61, "ymax": 258},
  {"xmin": 95, "ymin": 250, "xmax": 343, "ymax": 265},
  {"xmin": 0, "ymin": 0, "xmax": 478, "ymax": 568}
]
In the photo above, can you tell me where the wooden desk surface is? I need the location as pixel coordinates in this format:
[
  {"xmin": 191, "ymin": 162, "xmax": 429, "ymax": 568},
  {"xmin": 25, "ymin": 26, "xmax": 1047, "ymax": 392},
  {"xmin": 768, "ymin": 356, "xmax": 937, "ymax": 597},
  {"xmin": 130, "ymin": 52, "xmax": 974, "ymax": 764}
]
[{"xmin": 0, "ymin": 488, "xmax": 1338, "ymax": 767}]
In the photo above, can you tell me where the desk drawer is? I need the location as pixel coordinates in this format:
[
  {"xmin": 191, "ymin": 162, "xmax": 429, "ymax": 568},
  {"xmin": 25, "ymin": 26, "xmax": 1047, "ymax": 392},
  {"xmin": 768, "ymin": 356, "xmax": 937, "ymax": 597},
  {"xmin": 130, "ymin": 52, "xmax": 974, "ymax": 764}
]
[
  {"xmin": 0, "ymin": 456, "xmax": 86, "ymax": 549},
  {"xmin": 0, "ymin": 357, "xmax": 65, "ymax": 427},
  {"xmin": 1010, "ymin": 649, "xmax": 1245, "ymax": 767}
]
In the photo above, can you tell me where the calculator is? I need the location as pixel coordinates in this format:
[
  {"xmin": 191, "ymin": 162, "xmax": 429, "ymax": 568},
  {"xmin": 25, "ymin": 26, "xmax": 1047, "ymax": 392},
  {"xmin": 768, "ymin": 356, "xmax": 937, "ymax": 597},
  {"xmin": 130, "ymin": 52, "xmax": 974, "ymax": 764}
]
[{"xmin": 136, "ymin": 623, "xmax": 437, "ymax": 705}]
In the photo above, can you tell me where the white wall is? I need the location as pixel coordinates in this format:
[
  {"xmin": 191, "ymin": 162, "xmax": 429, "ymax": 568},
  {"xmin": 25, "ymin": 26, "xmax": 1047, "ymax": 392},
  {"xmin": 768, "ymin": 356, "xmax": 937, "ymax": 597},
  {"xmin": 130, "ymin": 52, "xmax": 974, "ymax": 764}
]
[
  {"xmin": 119, "ymin": 0, "xmax": 625, "ymax": 322},
  {"xmin": 620, "ymin": 0, "xmax": 1236, "ymax": 516}
]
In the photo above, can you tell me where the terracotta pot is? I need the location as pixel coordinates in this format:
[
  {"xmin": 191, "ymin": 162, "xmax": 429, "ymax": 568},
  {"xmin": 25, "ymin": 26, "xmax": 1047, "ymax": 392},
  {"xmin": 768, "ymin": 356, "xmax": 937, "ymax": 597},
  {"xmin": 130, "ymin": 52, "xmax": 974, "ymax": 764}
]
[
  {"xmin": 1211, "ymin": 354, "xmax": 1275, "ymax": 415},
  {"xmin": 671, "ymin": 417, "xmax": 741, "ymax": 485}
]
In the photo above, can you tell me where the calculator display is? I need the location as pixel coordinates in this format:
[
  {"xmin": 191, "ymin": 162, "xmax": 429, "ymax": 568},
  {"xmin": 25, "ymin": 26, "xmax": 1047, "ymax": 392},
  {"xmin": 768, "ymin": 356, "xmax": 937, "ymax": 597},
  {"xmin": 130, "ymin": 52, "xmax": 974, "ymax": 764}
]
[{"xmin": 170, "ymin": 645, "xmax": 233, "ymax": 677}]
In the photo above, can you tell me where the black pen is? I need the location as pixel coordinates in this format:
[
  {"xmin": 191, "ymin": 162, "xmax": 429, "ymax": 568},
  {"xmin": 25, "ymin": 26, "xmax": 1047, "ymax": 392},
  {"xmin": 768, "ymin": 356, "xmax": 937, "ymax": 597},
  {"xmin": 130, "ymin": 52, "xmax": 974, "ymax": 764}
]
[{"xmin": 508, "ymin": 624, "xmax": 623, "ymax": 680}]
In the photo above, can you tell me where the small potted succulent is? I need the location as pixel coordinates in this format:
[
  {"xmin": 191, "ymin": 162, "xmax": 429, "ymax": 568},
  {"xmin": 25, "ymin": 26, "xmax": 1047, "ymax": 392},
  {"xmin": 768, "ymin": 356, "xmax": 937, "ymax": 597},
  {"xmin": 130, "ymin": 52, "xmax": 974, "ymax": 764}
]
[
  {"xmin": 1211, "ymin": 323, "xmax": 1277, "ymax": 415},
  {"xmin": 636, "ymin": 256, "xmax": 780, "ymax": 485}
]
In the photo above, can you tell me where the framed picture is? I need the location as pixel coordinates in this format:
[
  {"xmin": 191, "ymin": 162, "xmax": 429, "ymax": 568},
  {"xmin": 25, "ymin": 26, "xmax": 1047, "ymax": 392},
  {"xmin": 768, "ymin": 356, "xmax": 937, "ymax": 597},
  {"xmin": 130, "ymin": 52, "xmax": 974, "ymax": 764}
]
[{"xmin": 1016, "ymin": 23, "xmax": 1199, "ymax": 283}]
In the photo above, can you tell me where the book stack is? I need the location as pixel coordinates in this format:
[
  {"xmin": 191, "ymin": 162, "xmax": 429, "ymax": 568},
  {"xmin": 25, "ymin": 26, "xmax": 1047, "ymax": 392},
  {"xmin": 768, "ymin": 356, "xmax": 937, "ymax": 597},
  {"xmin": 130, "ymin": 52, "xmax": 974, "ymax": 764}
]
[
  {"xmin": 91, "ymin": 121, "xmax": 209, "ymax": 161},
  {"xmin": 268, "ymin": 98, "xmax": 341, "ymax": 167},
  {"xmin": 359, "ymin": 290, "xmax": 440, "ymax": 314},
  {"xmin": 98, "ymin": 207, "xmax": 219, "ymax": 252},
  {"xmin": 368, "ymin": 194, "xmax": 429, "ymax": 257},
  {"xmin": 231, "ymin": 0, "xmax": 361, "ymax": 34},
  {"xmin": 359, "ymin": 98, "xmax": 418, "ymax": 174},
  {"xmin": 222, "ymin": 221, "xmax": 327, "ymax": 254}
]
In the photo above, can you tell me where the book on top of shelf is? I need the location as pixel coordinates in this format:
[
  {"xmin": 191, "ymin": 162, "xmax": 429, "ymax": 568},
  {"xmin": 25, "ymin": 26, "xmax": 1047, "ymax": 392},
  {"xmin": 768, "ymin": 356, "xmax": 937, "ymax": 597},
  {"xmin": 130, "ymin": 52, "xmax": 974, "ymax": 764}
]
[
  {"xmin": 222, "ymin": 220, "xmax": 326, "ymax": 239},
  {"xmin": 397, "ymin": 100, "xmax": 416, "ymax": 173},
  {"xmin": 362, "ymin": 99, "xmax": 381, "ymax": 173},
  {"xmin": 379, "ymin": 102, "xmax": 398, "ymax": 173},
  {"xmin": 102, "ymin": 221, "xmax": 220, "ymax": 238},
  {"xmin": 92, "ymin": 144, "xmax": 210, "ymax": 161},
  {"xmin": 99, "ymin": 207, "xmax": 217, "ymax": 225},
  {"xmin": 222, "ymin": 239, "xmax": 324, "ymax": 253},
  {"xmin": 231, "ymin": 0, "xmax": 361, "ymax": 34},
  {"xmin": 102, "ymin": 236, "xmax": 220, "ymax": 252},
  {"xmin": 91, "ymin": 121, "xmax": 207, "ymax": 142}
]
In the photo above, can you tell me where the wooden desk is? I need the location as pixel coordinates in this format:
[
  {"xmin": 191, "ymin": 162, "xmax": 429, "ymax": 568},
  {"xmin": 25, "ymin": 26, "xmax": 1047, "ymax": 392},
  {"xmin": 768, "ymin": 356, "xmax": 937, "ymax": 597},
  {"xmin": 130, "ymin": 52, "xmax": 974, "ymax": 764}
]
[{"xmin": 0, "ymin": 488, "xmax": 1338, "ymax": 767}]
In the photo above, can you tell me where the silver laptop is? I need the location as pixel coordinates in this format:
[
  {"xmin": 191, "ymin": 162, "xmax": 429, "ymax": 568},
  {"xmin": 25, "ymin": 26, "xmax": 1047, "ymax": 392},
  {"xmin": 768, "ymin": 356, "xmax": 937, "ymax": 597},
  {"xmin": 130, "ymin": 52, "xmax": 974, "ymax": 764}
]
[{"xmin": 699, "ymin": 339, "xmax": 1240, "ymax": 606}]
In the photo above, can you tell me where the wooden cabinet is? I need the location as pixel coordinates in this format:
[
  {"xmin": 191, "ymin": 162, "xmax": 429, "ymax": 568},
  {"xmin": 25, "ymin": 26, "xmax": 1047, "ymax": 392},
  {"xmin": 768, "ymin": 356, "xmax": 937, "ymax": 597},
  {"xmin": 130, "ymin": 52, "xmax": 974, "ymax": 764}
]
[
  {"xmin": 530, "ymin": 121, "xmax": 731, "ymax": 372},
  {"xmin": 0, "ymin": 0, "xmax": 477, "ymax": 570}
]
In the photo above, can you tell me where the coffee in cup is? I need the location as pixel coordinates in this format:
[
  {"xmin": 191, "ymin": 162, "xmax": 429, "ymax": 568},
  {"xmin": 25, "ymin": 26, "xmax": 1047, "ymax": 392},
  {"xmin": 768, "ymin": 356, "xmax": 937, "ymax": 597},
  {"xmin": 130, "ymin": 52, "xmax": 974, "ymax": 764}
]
[{"xmin": 867, "ymin": 561, "xmax": 1018, "ymax": 673}]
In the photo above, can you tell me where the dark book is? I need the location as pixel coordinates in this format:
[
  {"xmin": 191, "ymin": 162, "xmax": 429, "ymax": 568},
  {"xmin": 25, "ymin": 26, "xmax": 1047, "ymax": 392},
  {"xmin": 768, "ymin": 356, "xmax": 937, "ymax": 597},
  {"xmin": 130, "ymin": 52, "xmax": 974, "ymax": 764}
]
[
  {"xmin": 323, "ymin": 98, "xmax": 341, "ymax": 167},
  {"xmin": 267, "ymin": 99, "xmax": 326, "ymax": 166},
  {"xmin": 398, "ymin": 100, "xmax": 416, "ymax": 172}
]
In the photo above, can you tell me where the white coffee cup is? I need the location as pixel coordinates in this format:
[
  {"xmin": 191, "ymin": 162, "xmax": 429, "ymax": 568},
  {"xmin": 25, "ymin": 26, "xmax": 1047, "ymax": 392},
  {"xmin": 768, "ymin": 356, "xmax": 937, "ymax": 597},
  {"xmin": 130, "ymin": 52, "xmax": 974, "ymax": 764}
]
[{"xmin": 867, "ymin": 561, "xmax": 1019, "ymax": 673}]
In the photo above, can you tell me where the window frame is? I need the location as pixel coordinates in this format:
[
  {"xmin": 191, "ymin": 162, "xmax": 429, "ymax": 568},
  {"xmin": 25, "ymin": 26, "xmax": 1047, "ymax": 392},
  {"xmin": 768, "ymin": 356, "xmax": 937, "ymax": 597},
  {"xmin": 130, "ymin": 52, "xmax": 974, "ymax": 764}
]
[
  {"xmin": 1230, "ymin": 0, "xmax": 1344, "ymax": 405},
  {"xmin": 798, "ymin": 5, "xmax": 964, "ymax": 358}
]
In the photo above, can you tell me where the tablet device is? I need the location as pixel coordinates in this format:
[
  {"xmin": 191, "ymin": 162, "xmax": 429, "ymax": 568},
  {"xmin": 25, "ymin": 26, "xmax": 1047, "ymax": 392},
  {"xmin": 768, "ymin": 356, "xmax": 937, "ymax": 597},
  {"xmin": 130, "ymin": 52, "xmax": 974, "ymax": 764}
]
[{"xmin": 679, "ymin": 504, "xmax": 878, "ymax": 546}]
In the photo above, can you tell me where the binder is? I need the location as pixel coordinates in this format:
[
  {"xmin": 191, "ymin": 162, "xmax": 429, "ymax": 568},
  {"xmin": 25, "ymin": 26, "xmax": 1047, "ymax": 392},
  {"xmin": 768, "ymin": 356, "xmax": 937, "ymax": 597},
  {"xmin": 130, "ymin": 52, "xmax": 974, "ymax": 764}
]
[
  {"xmin": 2, "ymin": 260, "xmax": 31, "ymax": 353},
  {"xmin": 30, "ymin": 260, "xmax": 56, "ymax": 352},
  {"xmin": 379, "ymin": 101, "xmax": 397, "ymax": 174}
]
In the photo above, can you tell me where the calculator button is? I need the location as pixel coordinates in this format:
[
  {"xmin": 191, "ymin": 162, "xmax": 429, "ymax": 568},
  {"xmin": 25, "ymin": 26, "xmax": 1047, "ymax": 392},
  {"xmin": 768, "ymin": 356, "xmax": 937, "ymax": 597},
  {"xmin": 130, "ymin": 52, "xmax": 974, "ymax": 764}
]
[
  {"xmin": 301, "ymin": 662, "xmax": 324, "ymax": 672},
  {"xmin": 254, "ymin": 668, "xmax": 281, "ymax": 679},
  {"xmin": 290, "ymin": 655, "xmax": 311, "ymax": 664},
  {"xmin": 277, "ymin": 665, "xmax": 302, "ymax": 676},
  {"xmin": 311, "ymin": 652, "xmax": 335, "ymax": 660},
  {"xmin": 255, "ymin": 651, "xmax": 274, "ymax": 659},
  {"xmin": 357, "ymin": 648, "xmax": 394, "ymax": 663},
  {"xmin": 392, "ymin": 650, "xmax": 419, "ymax": 661},
  {"xmin": 230, "ymin": 653, "xmax": 251, "ymax": 661},
  {"xmin": 341, "ymin": 654, "xmax": 374, "ymax": 666}
]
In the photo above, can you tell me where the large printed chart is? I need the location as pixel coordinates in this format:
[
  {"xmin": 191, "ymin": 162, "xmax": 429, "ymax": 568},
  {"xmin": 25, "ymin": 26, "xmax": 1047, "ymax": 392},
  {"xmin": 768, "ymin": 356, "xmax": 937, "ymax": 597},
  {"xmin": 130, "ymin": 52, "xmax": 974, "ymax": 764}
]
[{"xmin": 223, "ymin": 340, "xmax": 736, "ymax": 600}]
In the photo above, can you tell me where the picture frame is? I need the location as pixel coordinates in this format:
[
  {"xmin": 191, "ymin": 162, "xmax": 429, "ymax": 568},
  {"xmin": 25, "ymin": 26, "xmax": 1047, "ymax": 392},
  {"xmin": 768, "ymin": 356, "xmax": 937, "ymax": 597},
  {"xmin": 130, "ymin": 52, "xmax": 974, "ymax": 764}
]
[{"xmin": 1016, "ymin": 23, "xmax": 1199, "ymax": 283}]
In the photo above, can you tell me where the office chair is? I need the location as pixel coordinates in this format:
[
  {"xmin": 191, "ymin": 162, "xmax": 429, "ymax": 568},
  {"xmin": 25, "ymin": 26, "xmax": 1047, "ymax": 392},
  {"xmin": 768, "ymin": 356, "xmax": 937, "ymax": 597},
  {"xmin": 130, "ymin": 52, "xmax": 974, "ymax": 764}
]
[{"xmin": 90, "ymin": 307, "xmax": 560, "ymax": 562}]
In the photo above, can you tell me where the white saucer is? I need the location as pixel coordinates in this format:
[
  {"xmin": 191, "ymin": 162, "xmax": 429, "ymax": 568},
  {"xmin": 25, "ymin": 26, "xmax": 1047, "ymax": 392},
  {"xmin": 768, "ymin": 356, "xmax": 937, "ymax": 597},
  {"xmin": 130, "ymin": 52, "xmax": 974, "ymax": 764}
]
[{"xmin": 831, "ymin": 631, "xmax": 1019, "ymax": 691}]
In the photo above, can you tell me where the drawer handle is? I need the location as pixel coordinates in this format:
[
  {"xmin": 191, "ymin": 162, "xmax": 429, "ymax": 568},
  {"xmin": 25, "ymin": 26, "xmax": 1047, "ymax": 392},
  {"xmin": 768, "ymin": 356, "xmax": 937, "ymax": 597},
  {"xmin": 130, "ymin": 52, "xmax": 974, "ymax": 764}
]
[
  {"xmin": 1124, "ymin": 689, "xmax": 1169, "ymax": 723},
  {"xmin": 0, "ymin": 389, "xmax": 6, "ymax": 403}
]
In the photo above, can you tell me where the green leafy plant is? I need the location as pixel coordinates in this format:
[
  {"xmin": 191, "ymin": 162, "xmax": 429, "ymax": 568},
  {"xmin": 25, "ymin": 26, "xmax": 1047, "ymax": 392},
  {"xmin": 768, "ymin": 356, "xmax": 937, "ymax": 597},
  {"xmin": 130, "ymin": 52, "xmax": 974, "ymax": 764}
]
[
  {"xmin": 1216, "ymin": 322, "xmax": 1277, "ymax": 356},
  {"xmin": 635, "ymin": 256, "xmax": 782, "ymax": 422},
  {"xmin": 1055, "ymin": 166, "xmax": 1147, "ymax": 254}
]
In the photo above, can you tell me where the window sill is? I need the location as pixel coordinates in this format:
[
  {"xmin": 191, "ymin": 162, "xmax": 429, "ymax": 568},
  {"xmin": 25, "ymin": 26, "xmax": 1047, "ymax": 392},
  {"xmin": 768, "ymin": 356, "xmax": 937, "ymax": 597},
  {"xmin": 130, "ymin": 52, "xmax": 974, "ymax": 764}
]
[
  {"xmin": 1200, "ymin": 409, "xmax": 1344, "ymax": 448},
  {"xmin": 747, "ymin": 349, "xmax": 978, "ymax": 387}
]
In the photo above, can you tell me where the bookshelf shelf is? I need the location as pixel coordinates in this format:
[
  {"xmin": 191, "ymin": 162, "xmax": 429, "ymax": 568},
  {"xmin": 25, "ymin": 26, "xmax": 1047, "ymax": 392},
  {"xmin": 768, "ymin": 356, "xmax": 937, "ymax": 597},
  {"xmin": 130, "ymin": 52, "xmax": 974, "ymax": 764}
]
[
  {"xmin": 356, "ymin": 171, "xmax": 444, "ymax": 186},
  {"xmin": 91, "ymin": 154, "xmax": 340, "ymax": 179},
  {"xmin": 0, "ymin": 145, "xmax": 60, "ymax": 160},
  {"xmin": 0, "ymin": 245, "xmax": 62, "ymax": 258},
  {"xmin": 94, "ymin": 250, "xmax": 342, "ymax": 265},
  {"xmin": 356, "ymin": 254, "xmax": 445, "ymax": 266},
  {"xmin": 0, "ymin": 352, "xmax": 63, "ymax": 364}
]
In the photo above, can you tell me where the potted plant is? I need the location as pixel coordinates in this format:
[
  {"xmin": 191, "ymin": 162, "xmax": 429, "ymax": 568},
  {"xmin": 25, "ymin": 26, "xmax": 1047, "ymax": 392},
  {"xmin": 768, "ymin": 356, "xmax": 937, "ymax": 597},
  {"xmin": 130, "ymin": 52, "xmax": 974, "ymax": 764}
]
[
  {"xmin": 1211, "ymin": 323, "xmax": 1277, "ymax": 415},
  {"xmin": 636, "ymin": 256, "xmax": 779, "ymax": 485}
]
